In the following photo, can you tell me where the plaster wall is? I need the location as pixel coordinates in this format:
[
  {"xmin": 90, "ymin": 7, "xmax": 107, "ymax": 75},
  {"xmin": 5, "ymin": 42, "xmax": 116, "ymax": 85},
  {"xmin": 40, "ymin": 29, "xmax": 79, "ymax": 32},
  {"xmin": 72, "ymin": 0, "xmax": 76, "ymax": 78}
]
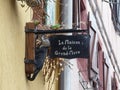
[{"xmin": 0, "ymin": 0, "xmax": 57, "ymax": 90}]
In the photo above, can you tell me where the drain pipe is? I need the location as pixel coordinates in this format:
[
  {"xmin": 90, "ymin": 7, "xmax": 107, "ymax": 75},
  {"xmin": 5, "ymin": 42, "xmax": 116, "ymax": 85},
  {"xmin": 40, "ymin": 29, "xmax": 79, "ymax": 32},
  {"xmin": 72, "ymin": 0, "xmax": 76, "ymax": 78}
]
[{"xmin": 60, "ymin": 0, "xmax": 73, "ymax": 90}]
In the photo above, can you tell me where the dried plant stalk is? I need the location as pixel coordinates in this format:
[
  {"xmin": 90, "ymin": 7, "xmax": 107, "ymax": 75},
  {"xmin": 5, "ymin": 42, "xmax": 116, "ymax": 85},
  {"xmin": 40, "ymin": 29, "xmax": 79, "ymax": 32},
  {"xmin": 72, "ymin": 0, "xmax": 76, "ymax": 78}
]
[{"xmin": 42, "ymin": 57, "xmax": 73, "ymax": 90}]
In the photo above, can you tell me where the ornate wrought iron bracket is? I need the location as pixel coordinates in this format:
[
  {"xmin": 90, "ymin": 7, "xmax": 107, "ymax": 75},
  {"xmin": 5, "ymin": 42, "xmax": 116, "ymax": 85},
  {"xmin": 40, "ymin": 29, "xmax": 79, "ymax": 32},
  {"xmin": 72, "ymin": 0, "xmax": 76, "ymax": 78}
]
[
  {"xmin": 25, "ymin": 29, "xmax": 89, "ymax": 34},
  {"xmin": 25, "ymin": 22, "xmax": 90, "ymax": 81}
]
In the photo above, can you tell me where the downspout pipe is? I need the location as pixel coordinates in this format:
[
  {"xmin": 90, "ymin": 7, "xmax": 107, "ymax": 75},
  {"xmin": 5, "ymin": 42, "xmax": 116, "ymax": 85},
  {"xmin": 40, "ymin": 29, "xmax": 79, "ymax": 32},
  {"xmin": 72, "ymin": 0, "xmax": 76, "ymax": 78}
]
[
  {"xmin": 61, "ymin": 0, "xmax": 73, "ymax": 29},
  {"xmin": 60, "ymin": 0, "xmax": 73, "ymax": 90}
]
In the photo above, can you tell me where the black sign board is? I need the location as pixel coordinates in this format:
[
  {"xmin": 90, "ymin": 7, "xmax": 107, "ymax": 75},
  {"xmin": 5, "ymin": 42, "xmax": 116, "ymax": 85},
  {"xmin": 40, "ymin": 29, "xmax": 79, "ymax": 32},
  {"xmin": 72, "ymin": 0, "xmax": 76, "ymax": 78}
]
[{"xmin": 49, "ymin": 34, "xmax": 90, "ymax": 59}]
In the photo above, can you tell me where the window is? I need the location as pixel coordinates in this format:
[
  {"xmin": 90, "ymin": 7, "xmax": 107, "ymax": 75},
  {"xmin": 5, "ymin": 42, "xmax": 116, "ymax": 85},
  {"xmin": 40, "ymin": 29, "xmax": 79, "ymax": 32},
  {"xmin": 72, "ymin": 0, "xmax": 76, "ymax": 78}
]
[
  {"xmin": 45, "ymin": 0, "xmax": 56, "ymax": 25},
  {"xmin": 89, "ymin": 26, "xmax": 99, "ymax": 79},
  {"xmin": 110, "ymin": 0, "xmax": 120, "ymax": 32},
  {"xmin": 89, "ymin": 27, "xmax": 104, "ymax": 90}
]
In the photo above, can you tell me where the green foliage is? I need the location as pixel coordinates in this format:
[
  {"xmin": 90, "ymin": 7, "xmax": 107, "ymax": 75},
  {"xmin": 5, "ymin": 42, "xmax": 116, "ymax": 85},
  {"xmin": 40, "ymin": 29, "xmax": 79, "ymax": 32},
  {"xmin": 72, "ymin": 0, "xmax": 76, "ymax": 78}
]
[
  {"xmin": 34, "ymin": 20, "xmax": 40, "ymax": 26},
  {"xmin": 50, "ymin": 24, "xmax": 61, "ymax": 29}
]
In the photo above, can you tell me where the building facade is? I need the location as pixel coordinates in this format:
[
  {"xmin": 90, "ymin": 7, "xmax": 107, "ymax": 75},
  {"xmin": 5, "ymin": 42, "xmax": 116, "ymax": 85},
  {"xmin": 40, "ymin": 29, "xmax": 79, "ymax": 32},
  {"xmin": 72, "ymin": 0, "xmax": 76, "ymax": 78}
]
[
  {"xmin": 0, "ymin": 0, "xmax": 120, "ymax": 90},
  {"xmin": 87, "ymin": 0, "xmax": 120, "ymax": 90},
  {"xmin": 60, "ymin": 0, "xmax": 120, "ymax": 90}
]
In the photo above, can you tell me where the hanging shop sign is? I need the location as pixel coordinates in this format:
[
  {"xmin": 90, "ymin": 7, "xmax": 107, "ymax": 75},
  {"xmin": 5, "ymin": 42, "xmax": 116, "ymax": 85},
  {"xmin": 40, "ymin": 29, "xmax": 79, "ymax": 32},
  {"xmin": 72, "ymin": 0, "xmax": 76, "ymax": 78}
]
[
  {"xmin": 49, "ymin": 34, "xmax": 90, "ymax": 59},
  {"xmin": 25, "ymin": 26, "xmax": 90, "ymax": 81}
]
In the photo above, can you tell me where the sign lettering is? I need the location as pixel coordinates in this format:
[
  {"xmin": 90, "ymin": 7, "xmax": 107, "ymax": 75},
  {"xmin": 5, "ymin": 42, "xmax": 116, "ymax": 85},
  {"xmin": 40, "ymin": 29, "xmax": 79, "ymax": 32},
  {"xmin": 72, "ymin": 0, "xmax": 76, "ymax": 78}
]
[{"xmin": 49, "ymin": 35, "xmax": 90, "ymax": 59}]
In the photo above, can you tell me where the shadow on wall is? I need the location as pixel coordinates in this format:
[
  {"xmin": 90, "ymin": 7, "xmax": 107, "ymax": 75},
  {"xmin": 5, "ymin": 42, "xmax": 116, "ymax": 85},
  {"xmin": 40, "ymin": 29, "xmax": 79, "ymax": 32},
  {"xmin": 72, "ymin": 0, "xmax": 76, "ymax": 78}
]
[
  {"xmin": 8, "ymin": 0, "xmax": 24, "ymax": 31},
  {"xmin": 10, "ymin": 0, "xmax": 18, "ymax": 13}
]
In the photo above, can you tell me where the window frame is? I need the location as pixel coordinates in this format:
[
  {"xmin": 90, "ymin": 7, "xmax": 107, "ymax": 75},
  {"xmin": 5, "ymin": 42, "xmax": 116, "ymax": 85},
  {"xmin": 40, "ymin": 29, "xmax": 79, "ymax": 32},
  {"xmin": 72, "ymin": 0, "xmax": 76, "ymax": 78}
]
[
  {"xmin": 109, "ymin": 0, "xmax": 120, "ymax": 32},
  {"xmin": 111, "ymin": 72, "xmax": 118, "ymax": 90},
  {"xmin": 103, "ymin": 58, "xmax": 109, "ymax": 90}
]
